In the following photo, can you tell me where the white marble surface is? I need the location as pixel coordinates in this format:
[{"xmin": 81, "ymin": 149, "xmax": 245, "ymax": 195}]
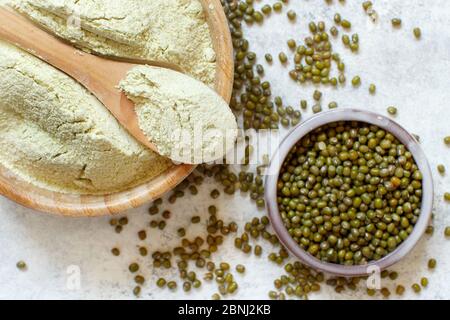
[{"xmin": 1, "ymin": 0, "xmax": 450, "ymax": 300}]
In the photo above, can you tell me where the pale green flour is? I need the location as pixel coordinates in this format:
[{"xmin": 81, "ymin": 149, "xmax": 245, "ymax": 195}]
[
  {"xmin": 10, "ymin": 0, "xmax": 217, "ymax": 86},
  {"xmin": 0, "ymin": 0, "xmax": 217, "ymax": 194},
  {"xmin": 0, "ymin": 41, "xmax": 172, "ymax": 194},
  {"xmin": 119, "ymin": 66, "xmax": 237, "ymax": 164}
]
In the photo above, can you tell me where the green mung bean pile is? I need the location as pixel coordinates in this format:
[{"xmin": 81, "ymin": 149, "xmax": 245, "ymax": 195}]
[{"xmin": 278, "ymin": 121, "xmax": 423, "ymax": 265}]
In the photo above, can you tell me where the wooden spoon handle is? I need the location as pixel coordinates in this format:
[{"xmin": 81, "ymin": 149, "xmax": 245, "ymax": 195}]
[{"xmin": 0, "ymin": 7, "xmax": 129, "ymax": 89}]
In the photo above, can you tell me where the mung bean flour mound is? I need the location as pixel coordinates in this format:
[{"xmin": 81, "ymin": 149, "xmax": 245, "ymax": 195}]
[
  {"xmin": 0, "ymin": 0, "xmax": 217, "ymax": 194},
  {"xmin": 0, "ymin": 41, "xmax": 172, "ymax": 194},
  {"xmin": 119, "ymin": 66, "xmax": 237, "ymax": 164},
  {"xmin": 10, "ymin": 0, "xmax": 217, "ymax": 86}
]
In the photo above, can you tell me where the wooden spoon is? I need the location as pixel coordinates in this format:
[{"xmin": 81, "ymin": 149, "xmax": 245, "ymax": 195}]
[{"xmin": 0, "ymin": 7, "xmax": 175, "ymax": 157}]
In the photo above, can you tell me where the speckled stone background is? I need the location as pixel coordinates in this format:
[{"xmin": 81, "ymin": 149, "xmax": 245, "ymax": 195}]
[{"xmin": 0, "ymin": 0, "xmax": 449, "ymax": 300}]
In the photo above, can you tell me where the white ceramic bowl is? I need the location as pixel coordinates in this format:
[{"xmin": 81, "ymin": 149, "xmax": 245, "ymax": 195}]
[{"xmin": 265, "ymin": 109, "xmax": 434, "ymax": 276}]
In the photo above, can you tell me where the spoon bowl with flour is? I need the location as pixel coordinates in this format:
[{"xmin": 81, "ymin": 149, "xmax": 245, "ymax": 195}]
[{"xmin": 0, "ymin": 7, "xmax": 237, "ymax": 164}]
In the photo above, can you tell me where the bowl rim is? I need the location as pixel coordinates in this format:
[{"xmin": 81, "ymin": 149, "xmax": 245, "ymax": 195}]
[
  {"xmin": 0, "ymin": 0, "xmax": 234, "ymax": 217},
  {"xmin": 265, "ymin": 108, "xmax": 434, "ymax": 276}
]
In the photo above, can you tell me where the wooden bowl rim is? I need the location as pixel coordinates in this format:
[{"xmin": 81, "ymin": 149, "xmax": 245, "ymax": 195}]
[{"xmin": 0, "ymin": 0, "xmax": 233, "ymax": 217}]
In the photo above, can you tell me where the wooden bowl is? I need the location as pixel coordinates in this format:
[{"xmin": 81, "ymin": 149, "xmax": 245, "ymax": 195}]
[{"xmin": 0, "ymin": 0, "xmax": 234, "ymax": 217}]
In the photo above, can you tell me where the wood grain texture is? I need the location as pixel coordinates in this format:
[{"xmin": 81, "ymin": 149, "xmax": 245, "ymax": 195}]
[{"xmin": 0, "ymin": 0, "xmax": 234, "ymax": 217}]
